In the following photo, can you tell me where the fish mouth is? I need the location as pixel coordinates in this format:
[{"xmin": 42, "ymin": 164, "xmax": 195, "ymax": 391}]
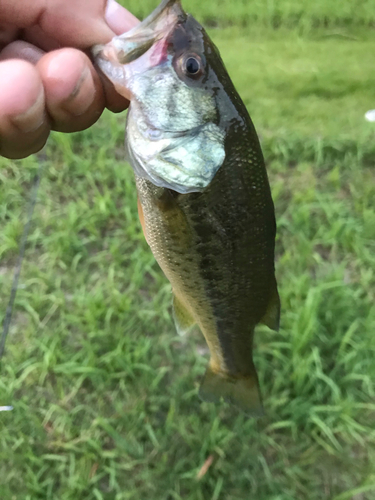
[{"xmin": 92, "ymin": 0, "xmax": 186, "ymax": 99}]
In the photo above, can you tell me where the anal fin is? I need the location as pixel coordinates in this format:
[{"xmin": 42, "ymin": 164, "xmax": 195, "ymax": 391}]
[{"xmin": 172, "ymin": 293, "xmax": 196, "ymax": 336}]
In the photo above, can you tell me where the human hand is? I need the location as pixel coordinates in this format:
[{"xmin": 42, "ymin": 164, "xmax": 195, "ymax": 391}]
[{"xmin": 0, "ymin": 0, "xmax": 139, "ymax": 159}]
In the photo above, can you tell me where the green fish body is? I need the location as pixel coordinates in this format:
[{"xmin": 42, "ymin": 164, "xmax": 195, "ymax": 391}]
[{"xmin": 94, "ymin": 0, "xmax": 280, "ymax": 415}]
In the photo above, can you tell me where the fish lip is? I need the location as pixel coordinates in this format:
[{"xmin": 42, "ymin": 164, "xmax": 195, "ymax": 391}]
[
  {"xmin": 93, "ymin": 0, "xmax": 185, "ymax": 66},
  {"xmin": 124, "ymin": 0, "xmax": 184, "ymax": 39}
]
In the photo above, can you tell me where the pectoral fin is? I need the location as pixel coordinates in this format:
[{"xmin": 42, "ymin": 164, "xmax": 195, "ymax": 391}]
[
  {"xmin": 137, "ymin": 197, "xmax": 148, "ymax": 244},
  {"xmin": 172, "ymin": 294, "xmax": 195, "ymax": 336},
  {"xmin": 260, "ymin": 280, "xmax": 280, "ymax": 331},
  {"xmin": 199, "ymin": 362, "xmax": 264, "ymax": 417}
]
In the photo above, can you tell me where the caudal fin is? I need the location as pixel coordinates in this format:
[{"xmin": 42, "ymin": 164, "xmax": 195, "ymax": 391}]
[{"xmin": 199, "ymin": 363, "xmax": 264, "ymax": 416}]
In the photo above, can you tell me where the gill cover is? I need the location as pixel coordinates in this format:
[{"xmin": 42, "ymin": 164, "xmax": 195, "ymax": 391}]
[{"xmin": 126, "ymin": 109, "xmax": 225, "ymax": 193}]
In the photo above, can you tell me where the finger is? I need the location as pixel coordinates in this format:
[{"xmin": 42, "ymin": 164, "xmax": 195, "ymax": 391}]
[
  {"xmin": 0, "ymin": 40, "xmax": 45, "ymax": 64},
  {"xmin": 0, "ymin": 23, "xmax": 19, "ymax": 49},
  {"xmin": 37, "ymin": 48, "xmax": 106, "ymax": 133},
  {"xmin": 22, "ymin": 1, "xmax": 139, "ymax": 51},
  {"xmin": 105, "ymin": 0, "xmax": 139, "ymax": 35},
  {"xmin": 0, "ymin": 0, "xmax": 113, "ymax": 48},
  {"xmin": 1, "ymin": 0, "xmax": 138, "ymax": 50},
  {"xmin": 22, "ymin": 25, "xmax": 62, "ymax": 52},
  {"xmin": 0, "ymin": 59, "xmax": 50, "ymax": 159},
  {"xmin": 102, "ymin": 0, "xmax": 138, "ymax": 112},
  {"xmin": 39, "ymin": 0, "xmax": 116, "ymax": 48}
]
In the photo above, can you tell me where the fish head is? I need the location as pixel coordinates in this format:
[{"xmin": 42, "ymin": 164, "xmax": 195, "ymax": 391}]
[{"xmin": 93, "ymin": 0, "xmax": 241, "ymax": 194}]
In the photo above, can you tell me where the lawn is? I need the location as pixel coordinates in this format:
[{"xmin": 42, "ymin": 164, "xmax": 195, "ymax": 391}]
[{"xmin": 0, "ymin": 1, "xmax": 375, "ymax": 499}]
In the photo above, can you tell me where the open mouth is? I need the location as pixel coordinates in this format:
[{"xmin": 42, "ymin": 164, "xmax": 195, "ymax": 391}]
[
  {"xmin": 93, "ymin": 0, "xmax": 184, "ymax": 66},
  {"xmin": 92, "ymin": 0, "xmax": 185, "ymax": 100}
]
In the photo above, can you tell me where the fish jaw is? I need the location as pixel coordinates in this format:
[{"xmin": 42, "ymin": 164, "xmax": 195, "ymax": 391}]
[{"xmin": 92, "ymin": 0, "xmax": 185, "ymax": 101}]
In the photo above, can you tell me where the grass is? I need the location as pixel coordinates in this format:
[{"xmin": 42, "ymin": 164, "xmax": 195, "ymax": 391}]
[
  {"xmin": 1, "ymin": 4, "xmax": 375, "ymax": 500},
  {"xmin": 121, "ymin": 0, "xmax": 375, "ymax": 29}
]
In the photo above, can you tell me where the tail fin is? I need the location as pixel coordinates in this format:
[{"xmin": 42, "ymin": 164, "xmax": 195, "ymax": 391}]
[{"xmin": 199, "ymin": 363, "xmax": 264, "ymax": 417}]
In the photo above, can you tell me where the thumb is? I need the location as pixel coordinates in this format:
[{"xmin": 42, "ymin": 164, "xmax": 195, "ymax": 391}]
[
  {"xmin": 39, "ymin": 0, "xmax": 138, "ymax": 48},
  {"xmin": 0, "ymin": 0, "xmax": 138, "ymax": 50}
]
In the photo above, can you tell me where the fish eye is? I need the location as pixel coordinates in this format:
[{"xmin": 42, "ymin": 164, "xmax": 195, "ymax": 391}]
[
  {"xmin": 182, "ymin": 54, "xmax": 203, "ymax": 78},
  {"xmin": 185, "ymin": 57, "xmax": 200, "ymax": 74}
]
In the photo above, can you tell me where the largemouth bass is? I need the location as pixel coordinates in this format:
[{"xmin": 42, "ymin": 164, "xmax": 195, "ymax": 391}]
[{"xmin": 93, "ymin": 0, "xmax": 280, "ymax": 415}]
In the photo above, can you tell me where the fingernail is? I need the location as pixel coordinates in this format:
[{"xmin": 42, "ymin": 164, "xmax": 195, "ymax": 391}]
[
  {"xmin": 11, "ymin": 88, "xmax": 45, "ymax": 133},
  {"xmin": 105, "ymin": 0, "xmax": 139, "ymax": 34},
  {"xmin": 105, "ymin": 0, "xmax": 121, "ymax": 20},
  {"xmin": 62, "ymin": 66, "xmax": 96, "ymax": 116},
  {"xmin": 0, "ymin": 41, "xmax": 45, "ymax": 65}
]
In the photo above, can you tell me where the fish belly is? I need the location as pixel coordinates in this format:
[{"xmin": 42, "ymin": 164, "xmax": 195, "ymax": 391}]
[{"xmin": 136, "ymin": 177, "xmax": 225, "ymax": 369}]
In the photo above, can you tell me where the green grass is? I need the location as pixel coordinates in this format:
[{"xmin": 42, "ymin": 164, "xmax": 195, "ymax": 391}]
[
  {"xmin": 1, "ymin": 12, "xmax": 375, "ymax": 500},
  {"xmin": 122, "ymin": 0, "xmax": 375, "ymax": 29}
]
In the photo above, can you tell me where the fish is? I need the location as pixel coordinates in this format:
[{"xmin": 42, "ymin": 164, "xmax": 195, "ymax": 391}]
[{"xmin": 93, "ymin": 0, "xmax": 280, "ymax": 415}]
